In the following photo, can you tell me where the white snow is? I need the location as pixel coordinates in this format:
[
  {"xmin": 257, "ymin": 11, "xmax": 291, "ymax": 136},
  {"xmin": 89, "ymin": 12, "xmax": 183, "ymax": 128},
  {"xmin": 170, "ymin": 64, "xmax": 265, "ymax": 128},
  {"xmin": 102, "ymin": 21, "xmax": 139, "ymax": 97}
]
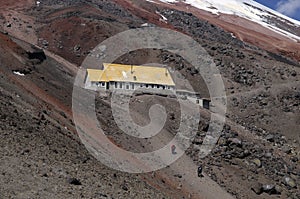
[
  {"xmin": 156, "ymin": 11, "xmax": 168, "ymax": 22},
  {"xmin": 13, "ymin": 71, "xmax": 25, "ymax": 76},
  {"xmin": 141, "ymin": 23, "xmax": 149, "ymax": 27},
  {"xmin": 151, "ymin": 0, "xmax": 300, "ymax": 41}
]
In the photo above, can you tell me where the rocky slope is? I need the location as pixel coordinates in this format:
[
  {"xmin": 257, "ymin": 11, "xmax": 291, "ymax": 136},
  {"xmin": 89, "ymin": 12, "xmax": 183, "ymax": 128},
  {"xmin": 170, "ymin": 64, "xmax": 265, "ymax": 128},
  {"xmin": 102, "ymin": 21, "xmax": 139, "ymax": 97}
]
[{"xmin": 0, "ymin": 0, "xmax": 299, "ymax": 198}]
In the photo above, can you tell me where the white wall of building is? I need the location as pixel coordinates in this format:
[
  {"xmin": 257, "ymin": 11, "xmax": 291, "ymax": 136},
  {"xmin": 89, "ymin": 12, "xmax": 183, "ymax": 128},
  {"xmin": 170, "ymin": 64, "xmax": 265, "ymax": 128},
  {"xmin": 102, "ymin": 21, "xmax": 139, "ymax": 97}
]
[
  {"xmin": 85, "ymin": 80, "xmax": 209, "ymax": 109},
  {"xmin": 87, "ymin": 81, "xmax": 175, "ymax": 91}
]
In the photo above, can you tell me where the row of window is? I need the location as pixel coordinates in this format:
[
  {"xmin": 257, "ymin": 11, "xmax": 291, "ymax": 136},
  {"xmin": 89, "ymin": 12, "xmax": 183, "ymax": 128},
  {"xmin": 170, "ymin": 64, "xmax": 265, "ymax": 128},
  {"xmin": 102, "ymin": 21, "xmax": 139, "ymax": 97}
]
[
  {"xmin": 94, "ymin": 82, "xmax": 174, "ymax": 90},
  {"xmin": 94, "ymin": 82, "xmax": 105, "ymax": 87}
]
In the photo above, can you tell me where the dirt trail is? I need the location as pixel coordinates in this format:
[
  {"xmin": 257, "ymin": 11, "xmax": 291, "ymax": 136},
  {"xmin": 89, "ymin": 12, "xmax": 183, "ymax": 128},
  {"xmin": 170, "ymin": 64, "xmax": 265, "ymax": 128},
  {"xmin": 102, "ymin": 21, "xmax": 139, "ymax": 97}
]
[
  {"xmin": 72, "ymin": 88, "xmax": 234, "ymax": 199},
  {"xmin": 164, "ymin": 154, "xmax": 234, "ymax": 199}
]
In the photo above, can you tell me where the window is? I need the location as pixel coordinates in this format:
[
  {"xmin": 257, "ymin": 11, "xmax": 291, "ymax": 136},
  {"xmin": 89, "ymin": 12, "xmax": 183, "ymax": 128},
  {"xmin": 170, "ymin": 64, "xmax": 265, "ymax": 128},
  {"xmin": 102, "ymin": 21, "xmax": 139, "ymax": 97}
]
[
  {"xmin": 120, "ymin": 83, "xmax": 122, "ymax": 89},
  {"xmin": 131, "ymin": 84, "xmax": 134, "ymax": 90},
  {"xmin": 101, "ymin": 82, "xmax": 105, "ymax": 87},
  {"xmin": 126, "ymin": 85, "xmax": 129, "ymax": 90},
  {"xmin": 115, "ymin": 82, "xmax": 117, "ymax": 88}
]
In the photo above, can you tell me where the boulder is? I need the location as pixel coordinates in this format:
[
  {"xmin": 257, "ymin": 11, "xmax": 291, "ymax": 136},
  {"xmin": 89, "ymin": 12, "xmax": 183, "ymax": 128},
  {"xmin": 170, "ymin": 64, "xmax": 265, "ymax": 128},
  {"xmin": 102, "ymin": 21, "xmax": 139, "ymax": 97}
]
[
  {"xmin": 251, "ymin": 183, "xmax": 263, "ymax": 195},
  {"xmin": 283, "ymin": 176, "xmax": 296, "ymax": 188},
  {"xmin": 228, "ymin": 138, "xmax": 242, "ymax": 147},
  {"xmin": 274, "ymin": 185, "xmax": 282, "ymax": 194},
  {"xmin": 265, "ymin": 134, "xmax": 275, "ymax": 142},
  {"xmin": 262, "ymin": 184, "xmax": 282, "ymax": 195}
]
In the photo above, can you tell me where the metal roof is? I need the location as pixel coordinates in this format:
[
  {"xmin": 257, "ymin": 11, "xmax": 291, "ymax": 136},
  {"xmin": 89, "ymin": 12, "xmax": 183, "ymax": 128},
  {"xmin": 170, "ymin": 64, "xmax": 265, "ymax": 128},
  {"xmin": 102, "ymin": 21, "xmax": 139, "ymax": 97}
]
[{"xmin": 86, "ymin": 63, "xmax": 175, "ymax": 86}]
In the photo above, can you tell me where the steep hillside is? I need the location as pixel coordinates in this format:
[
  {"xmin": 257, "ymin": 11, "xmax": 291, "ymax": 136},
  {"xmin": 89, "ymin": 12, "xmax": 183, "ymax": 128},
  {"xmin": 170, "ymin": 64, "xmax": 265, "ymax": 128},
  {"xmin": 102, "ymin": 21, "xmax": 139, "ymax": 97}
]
[
  {"xmin": 0, "ymin": 0, "xmax": 299, "ymax": 199},
  {"xmin": 0, "ymin": 32, "xmax": 172, "ymax": 198}
]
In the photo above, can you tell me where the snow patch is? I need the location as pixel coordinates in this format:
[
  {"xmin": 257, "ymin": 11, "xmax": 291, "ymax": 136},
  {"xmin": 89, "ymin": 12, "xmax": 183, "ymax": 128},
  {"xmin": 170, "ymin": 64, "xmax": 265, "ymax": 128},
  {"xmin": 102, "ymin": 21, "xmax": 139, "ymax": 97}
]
[
  {"xmin": 13, "ymin": 71, "xmax": 25, "ymax": 76},
  {"xmin": 156, "ymin": 11, "xmax": 168, "ymax": 23},
  {"xmin": 153, "ymin": 0, "xmax": 300, "ymax": 41},
  {"xmin": 141, "ymin": 23, "xmax": 149, "ymax": 27}
]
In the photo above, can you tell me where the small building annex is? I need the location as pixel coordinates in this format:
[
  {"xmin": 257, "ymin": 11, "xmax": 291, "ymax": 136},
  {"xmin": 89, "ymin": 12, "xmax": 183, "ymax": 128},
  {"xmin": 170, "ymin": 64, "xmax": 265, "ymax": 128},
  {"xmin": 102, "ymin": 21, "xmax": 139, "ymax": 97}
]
[{"xmin": 84, "ymin": 63, "xmax": 176, "ymax": 91}]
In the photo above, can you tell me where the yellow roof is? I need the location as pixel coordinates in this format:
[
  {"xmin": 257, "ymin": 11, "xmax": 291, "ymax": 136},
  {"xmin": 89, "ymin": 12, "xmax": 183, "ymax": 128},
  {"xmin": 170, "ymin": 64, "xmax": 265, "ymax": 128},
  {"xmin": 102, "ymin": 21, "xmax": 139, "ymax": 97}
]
[{"xmin": 87, "ymin": 63, "xmax": 175, "ymax": 86}]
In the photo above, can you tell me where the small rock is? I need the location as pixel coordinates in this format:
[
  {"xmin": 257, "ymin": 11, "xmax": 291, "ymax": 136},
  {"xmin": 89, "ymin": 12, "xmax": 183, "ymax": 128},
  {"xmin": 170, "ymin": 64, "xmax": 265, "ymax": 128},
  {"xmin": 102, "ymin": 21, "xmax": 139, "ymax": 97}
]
[
  {"xmin": 291, "ymin": 70, "xmax": 297, "ymax": 77},
  {"xmin": 264, "ymin": 152, "xmax": 272, "ymax": 158},
  {"xmin": 228, "ymin": 138, "xmax": 242, "ymax": 147},
  {"xmin": 283, "ymin": 176, "xmax": 296, "ymax": 188},
  {"xmin": 192, "ymin": 138, "xmax": 203, "ymax": 145},
  {"xmin": 169, "ymin": 112, "xmax": 175, "ymax": 120},
  {"xmin": 252, "ymin": 158, "xmax": 262, "ymax": 168},
  {"xmin": 274, "ymin": 185, "xmax": 282, "ymax": 194},
  {"xmin": 262, "ymin": 184, "xmax": 282, "ymax": 195},
  {"xmin": 42, "ymin": 40, "xmax": 48, "ymax": 47},
  {"xmin": 174, "ymin": 174, "xmax": 182, "ymax": 178},
  {"xmin": 74, "ymin": 44, "xmax": 81, "ymax": 52},
  {"xmin": 251, "ymin": 183, "xmax": 263, "ymax": 195},
  {"xmin": 281, "ymin": 145, "xmax": 291, "ymax": 154},
  {"xmin": 262, "ymin": 184, "xmax": 274, "ymax": 194},
  {"xmin": 68, "ymin": 178, "xmax": 82, "ymax": 185},
  {"xmin": 231, "ymin": 158, "xmax": 243, "ymax": 165},
  {"xmin": 98, "ymin": 45, "xmax": 106, "ymax": 52},
  {"xmin": 291, "ymin": 156, "xmax": 298, "ymax": 162},
  {"xmin": 238, "ymin": 150, "xmax": 250, "ymax": 159},
  {"xmin": 97, "ymin": 193, "xmax": 108, "ymax": 198},
  {"xmin": 122, "ymin": 184, "xmax": 128, "ymax": 191},
  {"xmin": 177, "ymin": 183, "xmax": 183, "ymax": 190},
  {"xmin": 218, "ymin": 137, "xmax": 227, "ymax": 146},
  {"xmin": 21, "ymin": 149, "xmax": 30, "ymax": 155},
  {"xmin": 265, "ymin": 134, "xmax": 275, "ymax": 142}
]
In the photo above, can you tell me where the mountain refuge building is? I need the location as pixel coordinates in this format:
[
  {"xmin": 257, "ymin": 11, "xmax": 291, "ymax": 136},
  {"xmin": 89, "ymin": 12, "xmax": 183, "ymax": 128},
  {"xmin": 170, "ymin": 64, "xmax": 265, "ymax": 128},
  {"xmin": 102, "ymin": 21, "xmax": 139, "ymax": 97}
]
[
  {"xmin": 84, "ymin": 63, "xmax": 176, "ymax": 91},
  {"xmin": 84, "ymin": 63, "xmax": 210, "ymax": 109}
]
